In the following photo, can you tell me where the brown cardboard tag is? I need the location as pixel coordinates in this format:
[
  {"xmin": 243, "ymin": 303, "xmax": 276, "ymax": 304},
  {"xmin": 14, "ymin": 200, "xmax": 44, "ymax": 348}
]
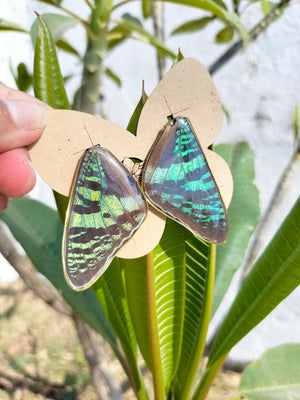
[{"xmin": 28, "ymin": 58, "xmax": 233, "ymax": 258}]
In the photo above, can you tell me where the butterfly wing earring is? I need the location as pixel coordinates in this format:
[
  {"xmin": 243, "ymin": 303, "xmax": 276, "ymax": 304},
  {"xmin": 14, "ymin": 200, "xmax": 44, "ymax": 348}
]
[
  {"xmin": 62, "ymin": 145, "xmax": 147, "ymax": 291},
  {"xmin": 141, "ymin": 116, "xmax": 228, "ymax": 244}
]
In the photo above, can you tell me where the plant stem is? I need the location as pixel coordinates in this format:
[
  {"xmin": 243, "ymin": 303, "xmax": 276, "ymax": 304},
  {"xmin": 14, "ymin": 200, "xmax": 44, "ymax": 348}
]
[
  {"xmin": 180, "ymin": 244, "xmax": 216, "ymax": 400},
  {"xmin": 192, "ymin": 355, "xmax": 227, "ymax": 400},
  {"xmin": 84, "ymin": 0, "xmax": 95, "ymax": 9},
  {"xmin": 151, "ymin": 1, "xmax": 166, "ymax": 80},
  {"xmin": 75, "ymin": 0, "xmax": 113, "ymax": 115},
  {"xmin": 208, "ymin": 0, "xmax": 291, "ymax": 75},
  {"xmin": 146, "ymin": 251, "xmax": 165, "ymax": 400}
]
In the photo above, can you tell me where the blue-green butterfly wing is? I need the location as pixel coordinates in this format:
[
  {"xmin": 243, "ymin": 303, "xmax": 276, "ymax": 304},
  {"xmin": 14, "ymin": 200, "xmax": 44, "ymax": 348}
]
[
  {"xmin": 63, "ymin": 146, "xmax": 147, "ymax": 291},
  {"xmin": 142, "ymin": 117, "xmax": 228, "ymax": 243}
]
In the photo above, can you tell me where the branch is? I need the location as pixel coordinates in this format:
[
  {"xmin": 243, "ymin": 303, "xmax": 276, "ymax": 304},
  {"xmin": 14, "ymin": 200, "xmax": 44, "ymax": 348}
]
[
  {"xmin": 0, "ymin": 221, "xmax": 70, "ymax": 316},
  {"xmin": 73, "ymin": 316, "xmax": 122, "ymax": 399},
  {"xmin": 209, "ymin": 0, "xmax": 291, "ymax": 75},
  {"xmin": 84, "ymin": 0, "xmax": 95, "ymax": 9},
  {"xmin": 0, "ymin": 370, "xmax": 73, "ymax": 398},
  {"xmin": 242, "ymin": 142, "xmax": 300, "ymax": 277}
]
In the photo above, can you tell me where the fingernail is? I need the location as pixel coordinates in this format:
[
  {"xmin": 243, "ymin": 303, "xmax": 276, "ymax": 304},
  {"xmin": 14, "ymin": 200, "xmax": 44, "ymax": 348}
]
[{"xmin": 4, "ymin": 100, "xmax": 48, "ymax": 129}]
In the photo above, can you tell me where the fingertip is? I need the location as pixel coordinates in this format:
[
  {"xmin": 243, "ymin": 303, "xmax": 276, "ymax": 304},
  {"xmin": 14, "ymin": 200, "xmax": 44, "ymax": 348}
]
[{"xmin": 0, "ymin": 148, "xmax": 37, "ymax": 198}]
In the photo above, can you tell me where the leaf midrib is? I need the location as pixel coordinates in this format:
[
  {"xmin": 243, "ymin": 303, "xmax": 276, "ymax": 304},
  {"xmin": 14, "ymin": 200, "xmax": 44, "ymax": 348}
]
[{"xmin": 240, "ymin": 382, "xmax": 300, "ymax": 394}]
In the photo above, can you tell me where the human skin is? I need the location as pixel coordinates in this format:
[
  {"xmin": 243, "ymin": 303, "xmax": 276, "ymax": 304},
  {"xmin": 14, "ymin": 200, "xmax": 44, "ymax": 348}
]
[{"xmin": 0, "ymin": 84, "xmax": 49, "ymax": 211}]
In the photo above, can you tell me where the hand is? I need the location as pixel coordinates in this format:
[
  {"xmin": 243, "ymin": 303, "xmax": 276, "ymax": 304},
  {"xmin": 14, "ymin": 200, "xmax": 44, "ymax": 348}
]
[{"xmin": 0, "ymin": 84, "xmax": 49, "ymax": 211}]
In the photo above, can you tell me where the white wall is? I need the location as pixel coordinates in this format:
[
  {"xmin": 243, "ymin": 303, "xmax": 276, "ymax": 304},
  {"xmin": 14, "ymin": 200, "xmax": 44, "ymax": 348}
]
[{"xmin": 0, "ymin": 0, "xmax": 299, "ymax": 362}]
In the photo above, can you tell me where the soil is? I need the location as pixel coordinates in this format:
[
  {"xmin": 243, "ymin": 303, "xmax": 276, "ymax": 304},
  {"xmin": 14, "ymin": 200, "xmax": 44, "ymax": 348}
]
[{"xmin": 0, "ymin": 280, "xmax": 240, "ymax": 400}]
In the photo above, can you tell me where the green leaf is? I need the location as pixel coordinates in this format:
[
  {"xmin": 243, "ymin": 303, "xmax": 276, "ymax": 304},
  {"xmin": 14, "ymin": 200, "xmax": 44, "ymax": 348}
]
[
  {"xmin": 30, "ymin": 13, "xmax": 78, "ymax": 46},
  {"xmin": 33, "ymin": 13, "xmax": 70, "ymax": 109},
  {"xmin": 171, "ymin": 17, "xmax": 215, "ymax": 35},
  {"xmin": 33, "ymin": 13, "xmax": 70, "ymax": 222},
  {"xmin": 107, "ymin": 14, "xmax": 144, "ymax": 52},
  {"xmin": 112, "ymin": 16, "xmax": 176, "ymax": 59},
  {"xmin": 123, "ymin": 217, "xmax": 213, "ymax": 398},
  {"xmin": 142, "ymin": 0, "xmax": 152, "ymax": 18},
  {"xmin": 31, "ymin": 14, "xmax": 80, "ymax": 57},
  {"xmin": 222, "ymin": 104, "xmax": 231, "ymax": 122},
  {"xmin": 161, "ymin": 0, "xmax": 248, "ymax": 46},
  {"xmin": 10, "ymin": 62, "xmax": 33, "ymax": 93},
  {"xmin": 53, "ymin": 191, "xmax": 69, "ymax": 224},
  {"xmin": 122, "ymin": 12, "xmax": 143, "ymax": 27},
  {"xmin": 104, "ymin": 67, "xmax": 121, "ymax": 87},
  {"xmin": 36, "ymin": 0, "xmax": 63, "ymax": 4},
  {"xmin": 213, "ymin": 0, "xmax": 228, "ymax": 8},
  {"xmin": 175, "ymin": 48, "xmax": 185, "ymax": 63},
  {"xmin": 94, "ymin": 261, "xmax": 137, "ymax": 357},
  {"xmin": 261, "ymin": 0, "xmax": 276, "ymax": 16},
  {"xmin": 207, "ymin": 197, "xmax": 300, "ymax": 367},
  {"xmin": 239, "ymin": 344, "xmax": 300, "ymax": 399},
  {"xmin": 215, "ymin": 26, "xmax": 234, "ymax": 43},
  {"xmin": 56, "ymin": 37, "xmax": 80, "ymax": 57},
  {"xmin": 293, "ymin": 105, "xmax": 299, "ymax": 141},
  {"xmin": 121, "ymin": 257, "xmax": 149, "ymax": 365},
  {"xmin": 212, "ymin": 143, "xmax": 260, "ymax": 316},
  {"xmin": 93, "ymin": 260, "xmax": 147, "ymax": 399},
  {"xmin": 174, "ymin": 236, "xmax": 212, "ymax": 399},
  {"xmin": 124, "ymin": 219, "xmax": 186, "ymax": 395},
  {"xmin": 107, "ymin": 25, "xmax": 128, "ymax": 51},
  {"xmin": 16, "ymin": 63, "xmax": 32, "ymax": 92},
  {"xmin": 0, "ymin": 19, "xmax": 27, "ymax": 32},
  {"xmin": 126, "ymin": 89, "xmax": 148, "ymax": 135},
  {"xmin": 0, "ymin": 199, "xmax": 117, "ymax": 347}
]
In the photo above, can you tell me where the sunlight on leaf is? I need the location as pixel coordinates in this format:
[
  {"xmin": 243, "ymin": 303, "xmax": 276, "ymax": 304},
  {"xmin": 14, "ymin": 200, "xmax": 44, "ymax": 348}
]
[
  {"xmin": 124, "ymin": 219, "xmax": 186, "ymax": 394},
  {"xmin": 33, "ymin": 13, "xmax": 70, "ymax": 109}
]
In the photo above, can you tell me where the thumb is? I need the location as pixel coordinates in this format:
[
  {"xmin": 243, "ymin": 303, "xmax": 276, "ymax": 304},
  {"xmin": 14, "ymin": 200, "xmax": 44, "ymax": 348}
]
[{"xmin": 0, "ymin": 99, "xmax": 48, "ymax": 153}]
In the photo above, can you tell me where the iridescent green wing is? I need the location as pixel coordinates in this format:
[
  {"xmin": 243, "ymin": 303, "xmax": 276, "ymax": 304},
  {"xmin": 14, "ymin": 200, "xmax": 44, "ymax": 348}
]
[
  {"xmin": 142, "ymin": 117, "xmax": 228, "ymax": 243},
  {"xmin": 63, "ymin": 146, "xmax": 147, "ymax": 291}
]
